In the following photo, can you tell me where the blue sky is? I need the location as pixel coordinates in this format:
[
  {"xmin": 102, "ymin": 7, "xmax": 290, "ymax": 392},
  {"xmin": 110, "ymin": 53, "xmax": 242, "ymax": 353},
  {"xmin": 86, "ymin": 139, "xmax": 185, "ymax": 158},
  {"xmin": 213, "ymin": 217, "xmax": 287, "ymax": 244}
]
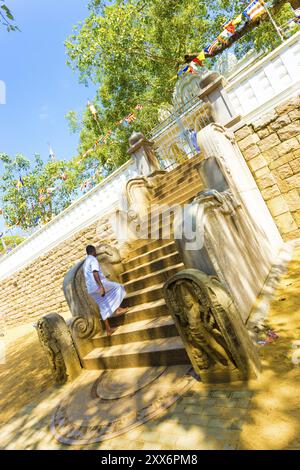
[
  {"xmin": 0, "ymin": 0, "xmax": 98, "ymax": 234},
  {"xmin": 0, "ymin": 0, "xmax": 96, "ymax": 161}
]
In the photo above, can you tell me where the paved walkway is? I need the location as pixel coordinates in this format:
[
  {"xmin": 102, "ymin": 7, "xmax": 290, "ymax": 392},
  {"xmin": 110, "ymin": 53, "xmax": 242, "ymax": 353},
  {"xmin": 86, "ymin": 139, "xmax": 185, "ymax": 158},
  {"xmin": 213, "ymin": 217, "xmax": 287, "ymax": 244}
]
[{"xmin": 1, "ymin": 243, "xmax": 300, "ymax": 450}]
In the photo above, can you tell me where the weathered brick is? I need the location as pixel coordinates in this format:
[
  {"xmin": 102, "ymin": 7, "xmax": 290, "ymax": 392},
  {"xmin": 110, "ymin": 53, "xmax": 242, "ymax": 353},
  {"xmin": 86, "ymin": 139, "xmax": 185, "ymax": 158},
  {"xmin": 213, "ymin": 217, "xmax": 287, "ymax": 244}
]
[
  {"xmin": 276, "ymin": 137, "xmax": 299, "ymax": 157},
  {"xmin": 290, "ymin": 158, "xmax": 300, "ymax": 174},
  {"xmin": 269, "ymin": 152, "xmax": 295, "ymax": 170},
  {"xmin": 262, "ymin": 147, "xmax": 280, "ymax": 164},
  {"xmin": 289, "ymin": 109, "xmax": 300, "ymax": 121},
  {"xmin": 274, "ymin": 212, "xmax": 298, "ymax": 234},
  {"xmin": 277, "ymin": 121, "xmax": 300, "ymax": 141},
  {"xmin": 261, "ymin": 185, "xmax": 281, "ymax": 201},
  {"xmin": 284, "ymin": 190, "xmax": 300, "ymax": 212},
  {"xmin": 243, "ymin": 144, "xmax": 261, "ymax": 161},
  {"xmin": 269, "ymin": 114, "xmax": 291, "ymax": 132},
  {"xmin": 275, "ymin": 95, "xmax": 300, "ymax": 115},
  {"xmin": 276, "ymin": 163, "xmax": 294, "ymax": 179},
  {"xmin": 252, "ymin": 110, "xmax": 277, "ymax": 131},
  {"xmin": 257, "ymin": 128, "xmax": 271, "ymax": 139},
  {"xmin": 255, "ymin": 166, "xmax": 271, "ymax": 178},
  {"xmin": 238, "ymin": 133, "xmax": 260, "ymax": 151},
  {"xmin": 248, "ymin": 155, "xmax": 267, "ymax": 172},
  {"xmin": 286, "ymin": 173, "xmax": 300, "ymax": 188},
  {"xmin": 258, "ymin": 133, "xmax": 281, "ymax": 152},
  {"xmin": 256, "ymin": 174, "xmax": 276, "ymax": 190},
  {"xmin": 267, "ymin": 196, "xmax": 290, "ymax": 217},
  {"xmin": 234, "ymin": 126, "xmax": 253, "ymax": 141}
]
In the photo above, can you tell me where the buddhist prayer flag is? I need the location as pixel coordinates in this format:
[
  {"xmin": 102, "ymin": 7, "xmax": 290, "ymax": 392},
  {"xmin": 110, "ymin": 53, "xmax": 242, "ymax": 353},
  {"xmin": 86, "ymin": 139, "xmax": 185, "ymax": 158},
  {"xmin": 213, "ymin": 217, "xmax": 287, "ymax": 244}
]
[
  {"xmin": 205, "ymin": 38, "xmax": 220, "ymax": 56},
  {"xmin": 218, "ymin": 29, "xmax": 233, "ymax": 44},
  {"xmin": 88, "ymin": 101, "xmax": 98, "ymax": 119},
  {"xmin": 243, "ymin": 0, "xmax": 266, "ymax": 22},
  {"xmin": 16, "ymin": 177, "xmax": 24, "ymax": 191},
  {"xmin": 49, "ymin": 145, "xmax": 56, "ymax": 160},
  {"xmin": 233, "ymin": 14, "xmax": 243, "ymax": 26},
  {"xmin": 191, "ymin": 50, "xmax": 206, "ymax": 67},
  {"xmin": 224, "ymin": 20, "xmax": 236, "ymax": 34},
  {"xmin": 177, "ymin": 65, "xmax": 189, "ymax": 76}
]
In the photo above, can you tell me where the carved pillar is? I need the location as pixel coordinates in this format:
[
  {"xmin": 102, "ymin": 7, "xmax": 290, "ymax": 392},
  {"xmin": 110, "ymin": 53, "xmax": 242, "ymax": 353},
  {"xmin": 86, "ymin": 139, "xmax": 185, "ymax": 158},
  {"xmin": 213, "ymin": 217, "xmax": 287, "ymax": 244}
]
[
  {"xmin": 163, "ymin": 269, "xmax": 261, "ymax": 383},
  {"xmin": 36, "ymin": 313, "xmax": 82, "ymax": 385},
  {"xmin": 197, "ymin": 124, "xmax": 282, "ymax": 253},
  {"xmin": 128, "ymin": 131, "xmax": 164, "ymax": 177},
  {"xmin": 198, "ymin": 73, "xmax": 241, "ymax": 128}
]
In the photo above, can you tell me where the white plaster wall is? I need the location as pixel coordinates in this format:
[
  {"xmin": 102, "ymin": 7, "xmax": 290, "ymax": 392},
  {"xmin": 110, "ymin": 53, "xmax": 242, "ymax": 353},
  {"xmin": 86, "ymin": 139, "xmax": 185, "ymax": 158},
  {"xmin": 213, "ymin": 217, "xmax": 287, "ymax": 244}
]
[
  {"xmin": 0, "ymin": 159, "xmax": 138, "ymax": 281},
  {"xmin": 226, "ymin": 32, "xmax": 300, "ymax": 122}
]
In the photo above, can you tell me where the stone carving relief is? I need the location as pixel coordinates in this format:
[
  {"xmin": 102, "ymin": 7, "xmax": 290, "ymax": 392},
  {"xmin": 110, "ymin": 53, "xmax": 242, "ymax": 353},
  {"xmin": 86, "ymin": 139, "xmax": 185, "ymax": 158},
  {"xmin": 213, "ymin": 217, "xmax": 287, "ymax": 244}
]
[
  {"xmin": 164, "ymin": 269, "xmax": 260, "ymax": 383},
  {"xmin": 36, "ymin": 313, "xmax": 82, "ymax": 385}
]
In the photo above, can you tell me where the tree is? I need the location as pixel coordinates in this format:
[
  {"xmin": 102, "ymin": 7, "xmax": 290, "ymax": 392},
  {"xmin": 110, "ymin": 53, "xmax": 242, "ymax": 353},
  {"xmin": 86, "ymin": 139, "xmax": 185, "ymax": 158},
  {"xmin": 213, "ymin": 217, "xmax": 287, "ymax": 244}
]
[
  {"xmin": 65, "ymin": 0, "xmax": 296, "ymax": 170},
  {"xmin": 0, "ymin": 152, "xmax": 103, "ymax": 230},
  {"xmin": 0, "ymin": 1, "xmax": 18, "ymax": 31}
]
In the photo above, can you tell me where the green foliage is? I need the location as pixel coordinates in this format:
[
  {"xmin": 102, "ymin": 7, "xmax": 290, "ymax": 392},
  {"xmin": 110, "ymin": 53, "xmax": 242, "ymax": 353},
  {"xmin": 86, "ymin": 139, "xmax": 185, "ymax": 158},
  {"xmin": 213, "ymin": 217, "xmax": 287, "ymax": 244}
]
[
  {"xmin": 0, "ymin": 1, "xmax": 297, "ymax": 231},
  {"xmin": 0, "ymin": 152, "xmax": 104, "ymax": 230},
  {"xmin": 65, "ymin": 0, "xmax": 296, "ymax": 165},
  {"xmin": 0, "ymin": 1, "xmax": 19, "ymax": 32},
  {"xmin": 0, "ymin": 235, "xmax": 25, "ymax": 254}
]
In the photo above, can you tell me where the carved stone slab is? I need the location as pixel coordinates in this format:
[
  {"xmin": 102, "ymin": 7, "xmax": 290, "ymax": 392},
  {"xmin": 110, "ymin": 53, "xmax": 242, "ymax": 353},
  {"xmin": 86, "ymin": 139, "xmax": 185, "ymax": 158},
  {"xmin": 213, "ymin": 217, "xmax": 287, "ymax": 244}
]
[
  {"xmin": 36, "ymin": 313, "xmax": 82, "ymax": 385},
  {"xmin": 163, "ymin": 269, "xmax": 261, "ymax": 383}
]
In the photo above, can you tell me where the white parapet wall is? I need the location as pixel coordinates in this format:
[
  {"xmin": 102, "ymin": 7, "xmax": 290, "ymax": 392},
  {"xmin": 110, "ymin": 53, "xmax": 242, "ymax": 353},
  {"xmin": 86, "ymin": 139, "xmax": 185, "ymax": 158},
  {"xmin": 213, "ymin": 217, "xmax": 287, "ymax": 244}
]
[
  {"xmin": 226, "ymin": 31, "xmax": 300, "ymax": 123},
  {"xmin": 0, "ymin": 159, "xmax": 138, "ymax": 281}
]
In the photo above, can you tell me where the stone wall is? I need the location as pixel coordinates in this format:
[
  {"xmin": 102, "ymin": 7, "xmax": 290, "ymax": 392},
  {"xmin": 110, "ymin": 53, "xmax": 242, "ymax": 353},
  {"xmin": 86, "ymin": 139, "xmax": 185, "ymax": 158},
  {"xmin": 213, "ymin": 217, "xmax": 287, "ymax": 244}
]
[
  {"xmin": 0, "ymin": 215, "xmax": 117, "ymax": 330},
  {"xmin": 235, "ymin": 94, "xmax": 300, "ymax": 241}
]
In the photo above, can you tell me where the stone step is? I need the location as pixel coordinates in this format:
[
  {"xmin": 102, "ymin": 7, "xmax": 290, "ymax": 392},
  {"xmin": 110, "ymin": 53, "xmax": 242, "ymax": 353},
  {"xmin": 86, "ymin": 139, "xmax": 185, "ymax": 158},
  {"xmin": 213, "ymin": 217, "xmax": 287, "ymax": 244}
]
[
  {"xmin": 82, "ymin": 336, "xmax": 189, "ymax": 369},
  {"xmin": 125, "ymin": 238, "xmax": 172, "ymax": 260},
  {"xmin": 92, "ymin": 316, "xmax": 177, "ymax": 347},
  {"xmin": 121, "ymin": 251, "xmax": 182, "ymax": 283},
  {"xmin": 123, "ymin": 263, "xmax": 184, "ymax": 293},
  {"xmin": 124, "ymin": 241, "xmax": 177, "ymax": 271},
  {"xmin": 155, "ymin": 156, "xmax": 202, "ymax": 194},
  {"xmin": 110, "ymin": 299, "xmax": 169, "ymax": 327},
  {"xmin": 151, "ymin": 182, "xmax": 204, "ymax": 208},
  {"xmin": 123, "ymin": 282, "xmax": 164, "ymax": 307},
  {"xmin": 151, "ymin": 170, "xmax": 202, "ymax": 203}
]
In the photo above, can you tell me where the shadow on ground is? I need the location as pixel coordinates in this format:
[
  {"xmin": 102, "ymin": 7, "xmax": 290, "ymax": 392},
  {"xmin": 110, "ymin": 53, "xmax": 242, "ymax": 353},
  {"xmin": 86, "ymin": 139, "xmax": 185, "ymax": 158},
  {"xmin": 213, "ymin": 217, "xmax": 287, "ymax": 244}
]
[{"xmin": 1, "ymin": 246, "xmax": 300, "ymax": 450}]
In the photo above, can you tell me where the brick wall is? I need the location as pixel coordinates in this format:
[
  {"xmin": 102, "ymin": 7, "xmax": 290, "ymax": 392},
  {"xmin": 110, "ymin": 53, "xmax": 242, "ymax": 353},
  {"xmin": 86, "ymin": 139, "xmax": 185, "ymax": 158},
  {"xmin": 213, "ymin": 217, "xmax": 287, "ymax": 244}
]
[
  {"xmin": 0, "ymin": 215, "xmax": 117, "ymax": 330},
  {"xmin": 235, "ymin": 94, "xmax": 300, "ymax": 241}
]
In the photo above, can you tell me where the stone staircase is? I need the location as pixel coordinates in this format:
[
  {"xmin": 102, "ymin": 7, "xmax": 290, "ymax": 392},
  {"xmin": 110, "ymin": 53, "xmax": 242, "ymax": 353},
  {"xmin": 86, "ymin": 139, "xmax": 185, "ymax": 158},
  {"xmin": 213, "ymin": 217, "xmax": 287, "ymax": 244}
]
[{"xmin": 82, "ymin": 155, "xmax": 204, "ymax": 370}]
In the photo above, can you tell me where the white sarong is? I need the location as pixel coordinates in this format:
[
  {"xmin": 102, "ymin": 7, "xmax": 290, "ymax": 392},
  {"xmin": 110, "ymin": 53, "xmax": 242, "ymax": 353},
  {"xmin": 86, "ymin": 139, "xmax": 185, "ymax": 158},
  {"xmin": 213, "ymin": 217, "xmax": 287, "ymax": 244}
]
[{"xmin": 89, "ymin": 279, "xmax": 126, "ymax": 321}]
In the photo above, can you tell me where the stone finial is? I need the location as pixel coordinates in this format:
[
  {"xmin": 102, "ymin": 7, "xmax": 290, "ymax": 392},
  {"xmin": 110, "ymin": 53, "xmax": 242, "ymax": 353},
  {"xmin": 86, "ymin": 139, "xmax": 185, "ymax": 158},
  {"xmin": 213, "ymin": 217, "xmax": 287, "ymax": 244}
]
[
  {"xmin": 128, "ymin": 131, "xmax": 161, "ymax": 176},
  {"xmin": 36, "ymin": 313, "xmax": 82, "ymax": 385}
]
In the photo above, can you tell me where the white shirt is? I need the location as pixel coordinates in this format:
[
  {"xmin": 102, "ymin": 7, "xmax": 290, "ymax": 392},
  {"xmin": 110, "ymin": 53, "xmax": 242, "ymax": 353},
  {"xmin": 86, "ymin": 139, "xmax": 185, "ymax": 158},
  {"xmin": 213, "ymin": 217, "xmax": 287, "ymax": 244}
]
[{"xmin": 83, "ymin": 255, "xmax": 104, "ymax": 294}]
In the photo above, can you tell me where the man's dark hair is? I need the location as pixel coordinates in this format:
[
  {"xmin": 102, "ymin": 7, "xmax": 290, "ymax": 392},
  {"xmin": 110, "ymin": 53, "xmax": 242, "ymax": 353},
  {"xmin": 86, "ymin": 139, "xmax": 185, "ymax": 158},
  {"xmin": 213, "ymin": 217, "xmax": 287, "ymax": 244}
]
[{"xmin": 86, "ymin": 245, "xmax": 96, "ymax": 255}]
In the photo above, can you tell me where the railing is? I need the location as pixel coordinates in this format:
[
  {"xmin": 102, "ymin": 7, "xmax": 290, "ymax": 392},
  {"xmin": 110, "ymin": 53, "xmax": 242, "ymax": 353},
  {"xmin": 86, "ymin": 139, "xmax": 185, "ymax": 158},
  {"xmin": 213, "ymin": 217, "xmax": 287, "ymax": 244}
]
[
  {"xmin": 150, "ymin": 98, "xmax": 213, "ymax": 171},
  {"xmin": 225, "ymin": 31, "xmax": 300, "ymax": 122}
]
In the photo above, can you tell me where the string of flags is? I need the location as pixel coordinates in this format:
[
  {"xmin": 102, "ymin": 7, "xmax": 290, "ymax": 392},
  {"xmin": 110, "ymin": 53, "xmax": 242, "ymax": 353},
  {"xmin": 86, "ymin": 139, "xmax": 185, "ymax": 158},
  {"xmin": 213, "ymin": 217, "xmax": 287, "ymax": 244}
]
[
  {"xmin": 82, "ymin": 104, "xmax": 143, "ymax": 158},
  {"xmin": 178, "ymin": 0, "xmax": 269, "ymax": 76}
]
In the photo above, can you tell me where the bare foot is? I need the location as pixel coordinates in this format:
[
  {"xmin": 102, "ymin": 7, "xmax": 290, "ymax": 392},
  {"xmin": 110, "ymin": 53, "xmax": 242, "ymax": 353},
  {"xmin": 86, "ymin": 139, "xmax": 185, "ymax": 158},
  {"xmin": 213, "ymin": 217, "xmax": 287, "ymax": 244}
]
[
  {"xmin": 114, "ymin": 307, "xmax": 129, "ymax": 317},
  {"xmin": 107, "ymin": 327, "xmax": 118, "ymax": 337}
]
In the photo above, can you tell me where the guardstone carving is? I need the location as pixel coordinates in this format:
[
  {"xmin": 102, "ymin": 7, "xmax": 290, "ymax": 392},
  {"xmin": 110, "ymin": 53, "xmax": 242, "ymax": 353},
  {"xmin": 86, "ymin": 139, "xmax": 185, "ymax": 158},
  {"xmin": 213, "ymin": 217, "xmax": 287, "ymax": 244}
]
[
  {"xmin": 163, "ymin": 269, "xmax": 261, "ymax": 383},
  {"xmin": 36, "ymin": 313, "xmax": 82, "ymax": 385}
]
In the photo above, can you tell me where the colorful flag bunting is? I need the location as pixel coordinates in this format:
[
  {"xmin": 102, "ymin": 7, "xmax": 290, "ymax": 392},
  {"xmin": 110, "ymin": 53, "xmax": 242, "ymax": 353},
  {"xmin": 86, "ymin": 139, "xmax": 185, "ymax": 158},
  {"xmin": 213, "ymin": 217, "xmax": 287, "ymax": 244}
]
[
  {"xmin": 224, "ymin": 20, "xmax": 236, "ymax": 34},
  {"xmin": 243, "ymin": 0, "xmax": 266, "ymax": 22},
  {"xmin": 49, "ymin": 145, "xmax": 56, "ymax": 160},
  {"xmin": 218, "ymin": 29, "xmax": 233, "ymax": 44},
  {"xmin": 205, "ymin": 38, "xmax": 220, "ymax": 56},
  {"xmin": 233, "ymin": 14, "xmax": 243, "ymax": 26}
]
